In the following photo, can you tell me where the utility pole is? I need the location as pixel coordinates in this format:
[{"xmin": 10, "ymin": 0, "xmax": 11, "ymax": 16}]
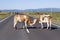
[{"xmin": 51, "ymin": 8, "xmax": 52, "ymax": 16}]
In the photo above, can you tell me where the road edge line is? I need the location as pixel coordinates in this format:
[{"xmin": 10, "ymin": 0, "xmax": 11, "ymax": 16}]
[
  {"xmin": 52, "ymin": 23, "xmax": 60, "ymax": 27},
  {"xmin": 0, "ymin": 15, "xmax": 12, "ymax": 23}
]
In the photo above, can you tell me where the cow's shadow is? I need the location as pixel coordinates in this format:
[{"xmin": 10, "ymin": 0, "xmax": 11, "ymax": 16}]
[
  {"xmin": 17, "ymin": 26, "xmax": 58, "ymax": 30},
  {"xmin": 43, "ymin": 27, "xmax": 58, "ymax": 30},
  {"xmin": 15, "ymin": 22, "xmax": 58, "ymax": 30}
]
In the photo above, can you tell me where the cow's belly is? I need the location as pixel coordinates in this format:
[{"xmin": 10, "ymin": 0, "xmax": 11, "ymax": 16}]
[
  {"xmin": 42, "ymin": 18, "xmax": 49, "ymax": 22},
  {"xmin": 42, "ymin": 20, "xmax": 48, "ymax": 22},
  {"xmin": 39, "ymin": 20, "xmax": 49, "ymax": 23}
]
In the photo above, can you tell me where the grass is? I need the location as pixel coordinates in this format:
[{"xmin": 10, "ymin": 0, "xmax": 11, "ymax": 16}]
[
  {"xmin": 23, "ymin": 12, "xmax": 60, "ymax": 25},
  {"xmin": 0, "ymin": 12, "xmax": 11, "ymax": 20},
  {"xmin": 51, "ymin": 12, "xmax": 60, "ymax": 25}
]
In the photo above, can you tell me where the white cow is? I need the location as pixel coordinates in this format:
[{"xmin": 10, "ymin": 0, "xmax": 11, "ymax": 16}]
[
  {"xmin": 32, "ymin": 14, "xmax": 52, "ymax": 29},
  {"xmin": 39, "ymin": 15, "xmax": 52, "ymax": 29}
]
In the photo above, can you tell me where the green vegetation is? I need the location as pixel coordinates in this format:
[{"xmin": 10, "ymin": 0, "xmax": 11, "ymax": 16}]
[
  {"xmin": 0, "ymin": 12, "xmax": 11, "ymax": 20},
  {"xmin": 23, "ymin": 12, "xmax": 60, "ymax": 25}
]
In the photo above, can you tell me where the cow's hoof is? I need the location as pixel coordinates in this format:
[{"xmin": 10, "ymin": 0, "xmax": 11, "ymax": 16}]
[
  {"xmin": 14, "ymin": 27, "xmax": 18, "ymax": 30},
  {"xmin": 23, "ymin": 26, "xmax": 25, "ymax": 29}
]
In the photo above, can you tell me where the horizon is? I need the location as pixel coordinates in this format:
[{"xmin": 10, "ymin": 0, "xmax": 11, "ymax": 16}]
[
  {"xmin": 0, "ymin": 0, "xmax": 60, "ymax": 10},
  {"xmin": 0, "ymin": 8, "xmax": 60, "ymax": 10}
]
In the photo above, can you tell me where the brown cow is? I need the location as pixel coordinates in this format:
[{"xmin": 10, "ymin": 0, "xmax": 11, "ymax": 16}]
[{"xmin": 14, "ymin": 14, "xmax": 37, "ymax": 33}]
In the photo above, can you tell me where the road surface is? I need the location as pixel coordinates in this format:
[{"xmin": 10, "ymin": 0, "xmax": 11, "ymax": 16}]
[{"xmin": 0, "ymin": 15, "xmax": 60, "ymax": 40}]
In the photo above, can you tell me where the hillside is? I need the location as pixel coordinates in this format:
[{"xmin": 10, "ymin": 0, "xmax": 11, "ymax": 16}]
[{"xmin": 0, "ymin": 8, "xmax": 60, "ymax": 12}]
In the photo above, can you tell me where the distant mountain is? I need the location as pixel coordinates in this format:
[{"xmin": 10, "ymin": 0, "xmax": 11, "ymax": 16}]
[
  {"xmin": 0, "ymin": 9, "xmax": 22, "ymax": 12},
  {"xmin": 23, "ymin": 8, "xmax": 60, "ymax": 12},
  {"xmin": 0, "ymin": 8, "xmax": 60, "ymax": 12}
]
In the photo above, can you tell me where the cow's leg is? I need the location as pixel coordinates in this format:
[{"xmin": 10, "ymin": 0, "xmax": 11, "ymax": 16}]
[
  {"xmin": 47, "ymin": 22, "xmax": 49, "ymax": 29},
  {"xmin": 41, "ymin": 22, "xmax": 43, "ymax": 29},
  {"xmin": 14, "ymin": 18, "xmax": 17, "ymax": 30},
  {"xmin": 49, "ymin": 20, "xmax": 51, "ymax": 29},
  {"xmin": 25, "ymin": 21, "xmax": 30, "ymax": 33}
]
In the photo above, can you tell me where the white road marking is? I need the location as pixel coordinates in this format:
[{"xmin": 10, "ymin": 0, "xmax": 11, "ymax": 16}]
[
  {"xmin": 0, "ymin": 15, "xmax": 12, "ymax": 23},
  {"xmin": 52, "ymin": 23, "xmax": 60, "ymax": 27}
]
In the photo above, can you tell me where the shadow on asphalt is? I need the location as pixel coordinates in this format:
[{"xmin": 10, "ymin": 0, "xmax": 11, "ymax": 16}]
[
  {"xmin": 51, "ymin": 27, "xmax": 58, "ymax": 30},
  {"xmin": 16, "ymin": 26, "xmax": 58, "ymax": 30}
]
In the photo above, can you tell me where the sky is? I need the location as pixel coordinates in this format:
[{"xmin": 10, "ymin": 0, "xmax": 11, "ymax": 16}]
[{"xmin": 0, "ymin": 0, "xmax": 60, "ymax": 10}]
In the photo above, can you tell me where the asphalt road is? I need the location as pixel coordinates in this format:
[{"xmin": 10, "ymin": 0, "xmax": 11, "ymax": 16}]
[{"xmin": 0, "ymin": 15, "xmax": 60, "ymax": 40}]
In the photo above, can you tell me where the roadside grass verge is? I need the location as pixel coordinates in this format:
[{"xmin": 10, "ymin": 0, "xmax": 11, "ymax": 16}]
[{"xmin": 0, "ymin": 12, "xmax": 11, "ymax": 20}]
